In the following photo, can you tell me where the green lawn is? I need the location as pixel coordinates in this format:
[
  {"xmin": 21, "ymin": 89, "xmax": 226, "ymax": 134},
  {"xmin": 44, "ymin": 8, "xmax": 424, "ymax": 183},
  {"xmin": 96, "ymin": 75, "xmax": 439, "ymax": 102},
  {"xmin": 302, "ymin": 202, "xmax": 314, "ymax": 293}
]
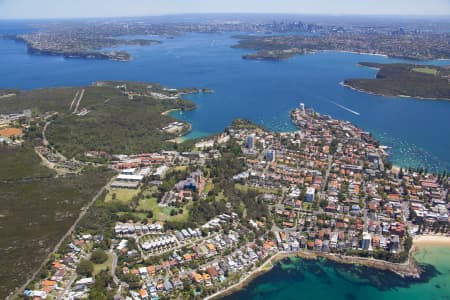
[
  {"xmin": 234, "ymin": 183, "xmax": 279, "ymax": 194},
  {"xmin": 412, "ymin": 67, "xmax": 439, "ymax": 76},
  {"xmin": 203, "ymin": 179, "xmax": 213, "ymax": 195},
  {"xmin": 137, "ymin": 196, "xmax": 190, "ymax": 223},
  {"xmin": 173, "ymin": 166, "xmax": 188, "ymax": 172},
  {"xmin": 104, "ymin": 188, "xmax": 140, "ymax": 204},
  {"xmin": 215, "ymin": 191, "xmax": 227, "ymax": 202},
  {"xmin": 302, "ymin": 202, "xmax": 313, "ymax": 211},
  {"xmin": 137, "ymin": 196, "xmax": 160, "ymax": 211},
  {"xmin": 93, "ymin": 253, "xmax": 113, "ymax": 275}
]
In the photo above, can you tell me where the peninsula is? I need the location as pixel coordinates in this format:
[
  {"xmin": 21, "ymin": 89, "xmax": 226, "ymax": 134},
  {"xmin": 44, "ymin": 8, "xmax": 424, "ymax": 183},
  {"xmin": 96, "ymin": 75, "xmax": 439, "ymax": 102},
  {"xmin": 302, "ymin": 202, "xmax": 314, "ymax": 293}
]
[
  {"xmin": 4, "ymin": 95, "xmax": 448, "ymax": 300},
  {"xmin": 233, "ymin": 33, "xmax": 450, "ymax": 61},
  {"xmin": 9, "ymin": 34, "xmax": 161, "ymax": 61},
  {"xmin": 343, "ymin": 62, "xmax": 450, "ymax": 101}
]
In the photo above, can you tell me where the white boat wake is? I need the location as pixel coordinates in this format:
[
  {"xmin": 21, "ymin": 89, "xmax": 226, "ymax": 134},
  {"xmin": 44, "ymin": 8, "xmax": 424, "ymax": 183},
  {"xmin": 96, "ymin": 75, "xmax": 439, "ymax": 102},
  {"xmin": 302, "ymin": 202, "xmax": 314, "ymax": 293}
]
[{"xmin": 329, "ymin": 100, "xmax": 360, "ymax": 116}]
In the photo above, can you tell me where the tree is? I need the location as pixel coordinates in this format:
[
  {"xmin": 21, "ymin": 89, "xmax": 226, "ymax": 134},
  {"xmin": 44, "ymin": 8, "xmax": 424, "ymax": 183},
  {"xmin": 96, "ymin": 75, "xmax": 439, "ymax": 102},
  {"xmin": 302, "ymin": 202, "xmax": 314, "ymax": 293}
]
[
  {"xmin": 77, "ymin": 259, "xmax": 94, "ymax": 277},
  {"xmin": 89, "ymin": 270, "xmax": 114, "ymax": 300},
  {"xmin": 91, "ymin": 248, "xmax": 108, "ymax": 264}
]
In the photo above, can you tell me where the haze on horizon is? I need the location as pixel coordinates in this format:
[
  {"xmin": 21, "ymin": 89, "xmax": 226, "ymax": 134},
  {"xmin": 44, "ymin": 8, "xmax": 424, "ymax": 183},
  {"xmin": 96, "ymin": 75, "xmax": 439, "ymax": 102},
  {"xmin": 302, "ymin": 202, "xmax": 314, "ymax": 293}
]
[{"xmin": 0, "ymin": 0, "xmax": 449, "ymax": 20}]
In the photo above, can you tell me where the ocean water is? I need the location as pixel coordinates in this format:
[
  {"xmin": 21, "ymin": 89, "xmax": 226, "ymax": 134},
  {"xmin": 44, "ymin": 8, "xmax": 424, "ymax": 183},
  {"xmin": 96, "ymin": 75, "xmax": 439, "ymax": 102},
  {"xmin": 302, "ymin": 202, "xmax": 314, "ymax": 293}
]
[
  {"xmin": 1, "ymin": 20, "xmax": 450, "ymax": 299},
  {"xmin": 224, "ymin": 246, "xmax": 450, "ymax": 300},
  {"xmin": 0, "ymin": 23, "xmax": 449, "ymax": 172}
]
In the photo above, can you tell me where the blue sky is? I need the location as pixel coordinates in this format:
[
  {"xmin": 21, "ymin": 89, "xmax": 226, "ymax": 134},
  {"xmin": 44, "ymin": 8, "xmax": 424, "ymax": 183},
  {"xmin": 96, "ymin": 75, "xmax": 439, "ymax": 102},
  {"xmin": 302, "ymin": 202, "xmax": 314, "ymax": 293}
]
[{"xmin": 0, "ymin": 0, "xmax": 449, "ymax": 19}]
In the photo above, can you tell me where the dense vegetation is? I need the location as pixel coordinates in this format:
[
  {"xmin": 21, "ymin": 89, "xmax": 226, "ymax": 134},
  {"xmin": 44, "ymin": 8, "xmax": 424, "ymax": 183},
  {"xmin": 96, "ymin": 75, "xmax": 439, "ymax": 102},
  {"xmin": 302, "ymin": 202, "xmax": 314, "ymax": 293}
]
[
  {"xmin": 344, "ymin": 62, "xmax": 450, "ymax": 100},
  {"xmin": 0, "ymin": 82, "xmax": 197, "ymax": 159},
  {"xmin": 0, "ymin": 144, "xmax": 54, "ymax": 180},
  {"xmin": 47, "ymin": 94, "xmax": 193, "ymax": 158},
  {"xmin": 0, "ymin": 145, "xmax": 114, "ymax": 298}
]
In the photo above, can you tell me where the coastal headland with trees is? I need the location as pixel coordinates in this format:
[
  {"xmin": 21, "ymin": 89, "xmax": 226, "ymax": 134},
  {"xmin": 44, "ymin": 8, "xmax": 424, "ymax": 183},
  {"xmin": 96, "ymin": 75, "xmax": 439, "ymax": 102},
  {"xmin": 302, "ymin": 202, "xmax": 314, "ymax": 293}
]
[
  {"xmin": 1, "ymin": 82, "xmax": 448, "ymax": 299},
  {"xmin": 342, "ymin": 62, "xmax": 450, "ymax": 101}
]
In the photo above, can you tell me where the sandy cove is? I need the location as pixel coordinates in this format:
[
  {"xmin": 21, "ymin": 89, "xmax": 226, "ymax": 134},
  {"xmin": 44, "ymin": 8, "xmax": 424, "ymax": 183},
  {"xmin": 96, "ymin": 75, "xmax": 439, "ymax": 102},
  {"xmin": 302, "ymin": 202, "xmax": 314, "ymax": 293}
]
[
  {"xmin": 204, "ymin": 236, "xmax": 450, "ymax": 300},
  {"xmin": 413, "ymin": 234, "xmax": 450, "ymax": 247}
]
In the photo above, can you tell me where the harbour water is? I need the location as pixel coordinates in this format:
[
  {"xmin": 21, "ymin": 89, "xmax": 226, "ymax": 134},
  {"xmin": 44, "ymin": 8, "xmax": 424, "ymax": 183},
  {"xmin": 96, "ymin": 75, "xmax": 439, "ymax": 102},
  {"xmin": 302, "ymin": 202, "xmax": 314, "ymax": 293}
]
[
  {"xmin": 1, "ymin": 20, "xmax": 450, "ymax": 299},
  {"xmin": 1, "ymin": 22, "xmax": 449, "ymax": 171}
]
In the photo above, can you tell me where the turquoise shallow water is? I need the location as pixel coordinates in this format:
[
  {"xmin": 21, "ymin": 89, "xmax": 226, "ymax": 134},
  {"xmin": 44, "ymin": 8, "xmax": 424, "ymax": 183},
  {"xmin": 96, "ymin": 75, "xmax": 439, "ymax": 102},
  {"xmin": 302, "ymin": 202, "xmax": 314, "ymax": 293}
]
[
  {"xmin": 0, "ymin": 20, "xmax": 449, "ymax": 300},
  {"xmin": 0, "ymin": 22, "xmax": 449, "ymax": 172},
  {"xmin": 224, "ymin": 246, "xmax": 450, "ymax": 300}
]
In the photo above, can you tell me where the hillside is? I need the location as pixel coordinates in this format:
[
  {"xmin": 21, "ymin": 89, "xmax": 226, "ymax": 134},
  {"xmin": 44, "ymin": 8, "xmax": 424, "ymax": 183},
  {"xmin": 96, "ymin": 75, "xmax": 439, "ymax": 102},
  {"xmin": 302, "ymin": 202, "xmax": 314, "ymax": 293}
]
[
  {"xmin": 0, "ymin": 144, "xmax": 114, "ymax": 298},
  {"xmin": 0, "ymin": 81, "xmax": 200, "ymax": 159},
  {"xmin": 343, "ymin": 62, "xmax": 450, "ymax": 100}
]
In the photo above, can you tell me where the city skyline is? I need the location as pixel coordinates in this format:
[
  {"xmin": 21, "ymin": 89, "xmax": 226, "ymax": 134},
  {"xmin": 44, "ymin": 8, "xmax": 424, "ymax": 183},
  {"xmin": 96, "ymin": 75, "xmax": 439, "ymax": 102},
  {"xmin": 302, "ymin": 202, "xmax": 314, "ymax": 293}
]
[{"xmin": 0, "ymin": 0, "xmax": 449, "ymax": 19}]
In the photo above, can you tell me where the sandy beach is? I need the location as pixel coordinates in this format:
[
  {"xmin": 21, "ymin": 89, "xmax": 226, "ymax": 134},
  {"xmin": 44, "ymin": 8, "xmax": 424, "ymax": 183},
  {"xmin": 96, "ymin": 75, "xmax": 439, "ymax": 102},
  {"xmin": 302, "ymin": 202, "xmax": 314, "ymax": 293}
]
[
  {"xmin": 413, "ymin": 234, "xmax": 450, "ymax": 247},
  {"xmin": 161, "ymin": 108, "xmax": 180, "ymax": 115}
]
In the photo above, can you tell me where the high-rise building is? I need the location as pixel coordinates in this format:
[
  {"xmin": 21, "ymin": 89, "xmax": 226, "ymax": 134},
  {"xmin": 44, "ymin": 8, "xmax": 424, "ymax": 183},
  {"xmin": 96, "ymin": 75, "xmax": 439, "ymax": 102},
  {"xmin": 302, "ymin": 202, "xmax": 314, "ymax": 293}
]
[
  {"xmin": 265, "ymin": 149, "xmax": 276, "ymax": 162},
  {"xmin": 362, "ymin": 232, "xmax": 372, "ymax": 250},
  {"xmin": 299, "ymin": 102, "xmax": 305, "ymax": 112},
  {"xmin": 305, "ymin": 187, "xmax": 315, "ymax": 202},
  {"xmin": 245, "ymin": 134, "xmax": 255, "ymax": 149}
]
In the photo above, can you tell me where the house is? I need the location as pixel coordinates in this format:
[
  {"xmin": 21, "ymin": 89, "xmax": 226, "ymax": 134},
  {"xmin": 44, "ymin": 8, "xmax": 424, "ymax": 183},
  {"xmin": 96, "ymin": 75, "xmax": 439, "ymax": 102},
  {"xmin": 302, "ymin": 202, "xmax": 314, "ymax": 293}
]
[
  {"xmin": 172, "ymin": 278, "xmax": 183, "ymax": 289},
  {"xmin": 164, "ymin": 280, "xmax": 173, "ymax": 292},
  {"xmin": 206, "ymin": 266, "xmax": 219, "ymax": 280},
  {"xmin": 139, "ymin": 289, "xmax": 149, "ymax": 300},
  {"xmin": 191, "ymin": 272, "xmax": 204, "ymax": 284},
  {"xmin": 314, "ymin": 239, "xmax": 323, "ymax": 250}
]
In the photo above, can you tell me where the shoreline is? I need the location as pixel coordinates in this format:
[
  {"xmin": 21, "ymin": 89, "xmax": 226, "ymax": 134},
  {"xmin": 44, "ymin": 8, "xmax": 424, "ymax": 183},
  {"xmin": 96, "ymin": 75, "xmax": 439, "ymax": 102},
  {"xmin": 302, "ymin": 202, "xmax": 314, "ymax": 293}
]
[
  {"xmin": 161, "ymin": 108, "xmax": 181, "ymax": 116},
  {"xmin": 204, "ymin": 251, "xmax": 293, "ymax": 300},
  {"xmin": 339, "ymin": 81, "xmax": 450, "ymax": 102},
  {"xmin": 162, "ymin": 109, "xmax": 193, "ymax": 144},
  {"xmin": 321, "ymin": 49, "xmax": 389, "ymax": 58},
  {"xmin": 205, "ymin": 236, "xmax": 450, "ymax": 300},
  {"xmin": 412, "ymin": 234, "xmax": 450, "ymax": 247}
]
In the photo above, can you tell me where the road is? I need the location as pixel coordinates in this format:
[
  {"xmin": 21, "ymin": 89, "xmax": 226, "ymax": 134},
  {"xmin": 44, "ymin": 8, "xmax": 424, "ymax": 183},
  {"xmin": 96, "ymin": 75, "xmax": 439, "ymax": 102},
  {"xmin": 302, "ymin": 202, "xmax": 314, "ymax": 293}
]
[
  {"xmin": 320, "ymin": 154, "xmax": 334, "ymax": 199},
  {"xmin": 56, "ymin": 266, "xmax": 78, "ymax": 300},
  {"xmin": 73, "ymin": 89, "xmax": 85, "ymax": 114},
  {"xmin": 7, "ymin": 176, "xmax": 115, "ymax": 300},
  {"xmin": 69, "ymin": 90, "xmax": 80, "ymax": 111},
  {"xmin": 42, "ymin": 112, "xmax": 58, "ymax": 147},
  {"xmin": 111, "ymin": 251, "xmax": 120, "ymax": 285}
]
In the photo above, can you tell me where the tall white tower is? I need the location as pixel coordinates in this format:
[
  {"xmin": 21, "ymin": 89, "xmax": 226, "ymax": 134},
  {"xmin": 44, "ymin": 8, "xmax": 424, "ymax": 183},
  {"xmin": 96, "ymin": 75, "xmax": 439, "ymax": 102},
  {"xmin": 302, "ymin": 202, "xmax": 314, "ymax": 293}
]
[{"xmin": 299, "ymin": 102, "xmax": 305, "ymax": 112}]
